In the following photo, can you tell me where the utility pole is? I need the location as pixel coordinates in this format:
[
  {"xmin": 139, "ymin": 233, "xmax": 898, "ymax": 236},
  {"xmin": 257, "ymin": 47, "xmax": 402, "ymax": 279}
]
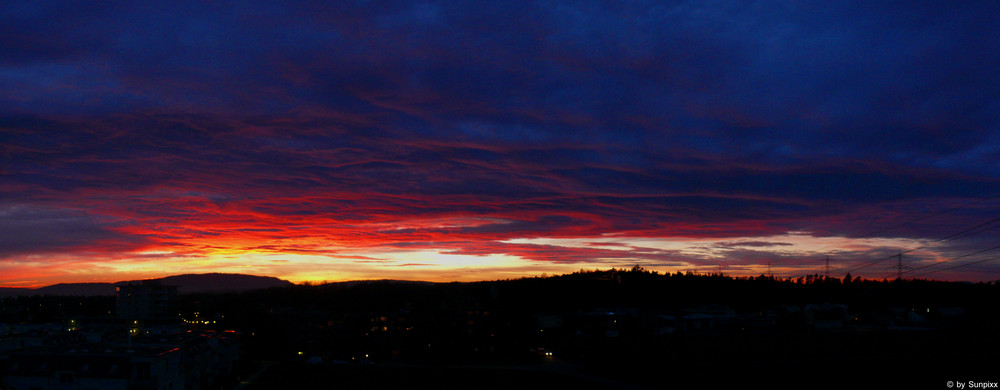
[
  {"xmin": 825, "ymin": 255, "xmax": 830, "ymax": 279},
  {"xmin": 767, "ymin": 260, "xmax": 772, "ymax": 278},
  {"xmin": 896, "ymin": 250, "xmax": 903, "ymax": 280}
]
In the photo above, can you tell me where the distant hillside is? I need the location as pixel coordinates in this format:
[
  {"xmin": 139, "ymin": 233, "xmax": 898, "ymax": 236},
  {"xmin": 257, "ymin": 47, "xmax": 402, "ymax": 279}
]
[
  {"xmin": 0, "ymin": 284, "xmax": 115, "ymax": 297},
  {"xmin": 324, "ymin": 279, "xmax": 438, "ymax": 288},
  {"xmin": 121, "ymin": 273, "xmax": 294, "ymax": 294},
  {"xmin": 0, "ymin": 273, "xmax": 294, "ymax": 297}
]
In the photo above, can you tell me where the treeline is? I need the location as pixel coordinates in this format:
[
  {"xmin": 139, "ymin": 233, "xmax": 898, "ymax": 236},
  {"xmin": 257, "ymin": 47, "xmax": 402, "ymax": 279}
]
[
  {"xmin": 172, "ymin": 267, "xmax": 1000, "ymax": 322},
  {"xmin": 5, "ymin": 268, "xmax": 997, "ymax": 326}
]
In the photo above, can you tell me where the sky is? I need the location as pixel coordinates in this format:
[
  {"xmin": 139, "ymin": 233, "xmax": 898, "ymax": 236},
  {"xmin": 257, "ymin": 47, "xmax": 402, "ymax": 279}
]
[{"xmin": 3, "ymin": 1, "xmax": 1000, "ymax": 287}]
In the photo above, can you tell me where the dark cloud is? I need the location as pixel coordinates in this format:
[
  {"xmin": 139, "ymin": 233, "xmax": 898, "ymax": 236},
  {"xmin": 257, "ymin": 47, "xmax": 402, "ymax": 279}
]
[{"xmin": 0, "ymin": 205, "xmax": 149, "ymax": 258}]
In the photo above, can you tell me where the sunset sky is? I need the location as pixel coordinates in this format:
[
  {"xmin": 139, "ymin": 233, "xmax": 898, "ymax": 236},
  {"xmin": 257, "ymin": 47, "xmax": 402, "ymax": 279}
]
[{"xmin": 3, "ymin": 1, "xmax": 1000, "ymax": 287}]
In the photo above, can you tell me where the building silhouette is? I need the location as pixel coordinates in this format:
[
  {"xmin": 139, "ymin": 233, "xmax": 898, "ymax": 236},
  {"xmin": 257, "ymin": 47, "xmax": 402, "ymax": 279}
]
[{"xmin": 116, "ymin": 281, "xmax": 178, "ymax": 321}]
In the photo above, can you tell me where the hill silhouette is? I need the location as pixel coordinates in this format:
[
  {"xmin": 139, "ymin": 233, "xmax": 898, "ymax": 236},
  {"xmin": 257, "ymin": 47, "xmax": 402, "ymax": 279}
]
[
  {"xmin": 37, "ymin": 283, "xmax": 117, "ymax": 296},
  {"xmin": 143, "ymin": 273, "xmax": 294, "ymax": 293},
  {"xmin": 0, "ymin": 273, "xmax": 293, "ymax": 297}
]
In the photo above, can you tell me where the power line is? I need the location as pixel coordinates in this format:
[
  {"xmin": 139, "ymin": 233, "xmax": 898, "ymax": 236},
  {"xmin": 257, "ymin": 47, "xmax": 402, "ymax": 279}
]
[
  {"xmin": 897, "ymin": 251, "xmax": 906, "ymax": 280},
  {"xmin": 812, "ymin": 192, "xmax": 1000, "ymax": 261},
  {"xmin": 916, "ymin": 216, "xmax": 1000, "ymax": 249},
  {"xmin": 831, "ymin": 215, "xmax": 1000, "ymax": 276},
  {"xmin": 910, "ymin": 253, "xmax": 1000, "ymax": 278},
  {"xmin": 902, "ymin": 243, "xmax": 1000, "ymax": 276},
  {"xmin": 835, "ymin": 253, "xmax": 899, "ymax": 276},
  {"xmin": 783, "ymin": 192, "xmax": 1000, "ymax": 280},
  {"xmin": 847, "ymin": 192, "xmax": 1000, "ymax": 240}
]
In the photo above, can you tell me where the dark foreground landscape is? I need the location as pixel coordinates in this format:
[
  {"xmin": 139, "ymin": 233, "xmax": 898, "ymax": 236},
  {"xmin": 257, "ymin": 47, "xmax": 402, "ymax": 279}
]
[{"xmin": 2, "ymin": 269, "xmax": 999, "ymax": 389}]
